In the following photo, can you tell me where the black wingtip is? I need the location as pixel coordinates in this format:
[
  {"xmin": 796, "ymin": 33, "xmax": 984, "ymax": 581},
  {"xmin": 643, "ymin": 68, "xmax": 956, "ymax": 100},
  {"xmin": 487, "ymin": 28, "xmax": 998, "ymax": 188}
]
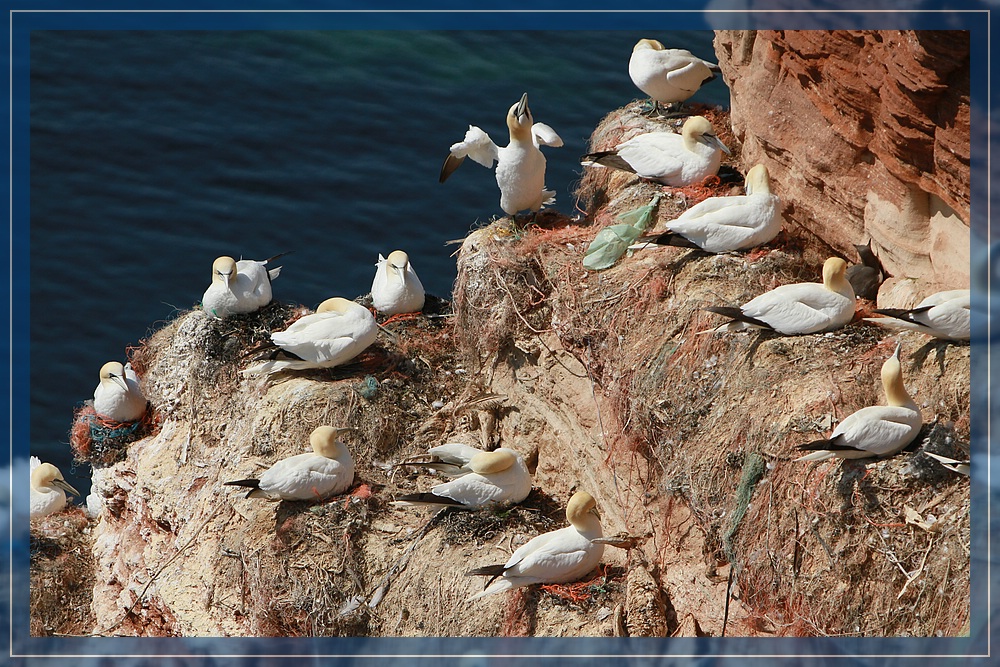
[
  {"xmin": 224, "ymin": 479, "xmax": 261, "ymax": 489},
  {"xmin": 704, "ymin": 306, "xmax": 774, "ymax": 331},
  {"xmin": 796, "ymin": 435, "xmax": 860, "ymax": 453},
  {"xmin": 638, "ymin": 232, "xmax": 702, "ymax": 250},
  {"xmin": 394, "ymin": 492, "xmax": 466, "ymax": 506}
]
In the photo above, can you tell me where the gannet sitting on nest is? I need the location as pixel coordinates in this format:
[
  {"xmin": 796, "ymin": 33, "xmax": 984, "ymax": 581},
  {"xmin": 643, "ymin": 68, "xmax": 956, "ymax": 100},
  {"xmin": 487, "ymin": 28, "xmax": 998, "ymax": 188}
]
[
  {"xmin": 628, "ymin": 38, "xmax": 720, "ymax": 113},
  {"xmin": 202, "ymin": 254, "xmax": 285, "ymax": 318},
  {"xmin": 30, "ymin": 457, "xmax": 80, "ymax": 519},
  {"xmin": 633, "ymin": 164, "xmax": 780, "ymax": 252},
  {"xmin": 440, "ymin": 92, "xmax": 563, "ymax": 216},
  {"xmin": 241, "ymin": 297, "xmax": 377, "ymax": 375},
  {"xmin": 225, "ymin": 426, "xmax": 355, "ymax": 500},
  {"xmin": 466, "ymin": 490, "xmax": 604, "ymax": 600},
  {"xmin": 393, "ymin": 446, "xmax": 531, "ymax": 509},
  {"xmin": 371, "ymin": 250, "xmax": 425, "ymax": 315},
  {"xmin": 864, "ymin": 289, "xmax": 970, "ymax": 342},
  {"xmin": 706, "ymin": 257, "xmax": 856, "ymax": 335},
  {"xmin": 795, "ymin": 344, "xmax": 922, "ymax": 462},
  {"xmin": 93, "ymin": 361, "xmax": 147, "ymax": 422},
  {"xmin": 581, "ymin": 115, "xmax": 730, "ymax": 187}
]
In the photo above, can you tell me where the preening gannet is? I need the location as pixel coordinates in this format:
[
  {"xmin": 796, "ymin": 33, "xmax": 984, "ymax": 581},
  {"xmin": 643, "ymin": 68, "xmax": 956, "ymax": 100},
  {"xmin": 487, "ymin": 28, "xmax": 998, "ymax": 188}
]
[
  {"xmin": 93, "ymin": 361, "xmax": 147, "ymax": 422},
  {"xmin": 241, "ymin": 297, "xmax": 377, "ymax": 375},
  {"xmin": 393, "ymin": 447, "xmax": 531, "ymax": 509},
  {"xmin": 224, "ymin": 426, "xmax": 356, "ymax": 501},
  {"xmin": 864, "ymin": 289, "xmax": 970, "ymax": 342},
  {"xmin": 202, "ymin": 254, "xmax": 284, "ymax": 319},
  {"xmin": 466, "ymin": 490, "xmax": 604, "ymax": 600},
  {"xmin": 371, "ymin": 250, "xmax": 425, "ymax": 315},
  {"xmin": 439, "ymin": 92, "xmax": 564, "ymax": 216},
  {"xmin": 30, "ymin": 457, "xmax": 80, "ymax": 519},
  {"xmin": 795, "ymin": 344, "xmax": 922, "ymax": 462},
  {"xmin": 628, "ymin": 38, "xmax": 720, "ymax": 111},
  {"xmin": 706, "ymin": 257, "xmax": 856, "ymax": 335},
  {"xmin": 581, "ymin": 115, "xmax": 730, "ymax": 187},
  {"xmin": 635, "ymin": 163, "xmax": 781, "ymax": 252}
]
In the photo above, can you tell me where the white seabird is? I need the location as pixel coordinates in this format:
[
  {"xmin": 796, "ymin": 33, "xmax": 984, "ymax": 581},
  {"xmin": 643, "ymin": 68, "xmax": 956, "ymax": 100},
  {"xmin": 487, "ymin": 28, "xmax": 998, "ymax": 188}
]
[
  {"xmin": 371, "ymin": 250, "xmax": 426, "ymax": 315},
  {"xmin": 202, "ymin": 254, "xmax": 284, "ymax": 319},
  {"xmin": 581, "ymin": 115, "xmax": 730, "ymax": 187},
  {"xmin": 30, "ymin": 456, "xmax": 80, "ymax": 519},
  {"xmin": 864, "ymin": 289, "xmax": 970, "ymax": 342},
  {"xmin": 634, "ymin": 163, "xmax": 781, "ymax": 252},
  {"xmin": 466, "ymin": 490, "xmax": 604, "ymax": 601},
  {"xmin": 241, "ymin": 297, "xmax": 377, "ymax": 375},
  {"xmin": 224, "ymin": 425, "xmax": 356, "ymax": 501},
  {"xmin": 393, "ymin": 446, "xmax": 531, "ymax": 509},
  {"xmin": 795, "ymin": 344, "xmax": 922, "ymax": 462},
  {"xmin": 439, "ymin": 92, "xmax": 564, "ymax": 216},
  {"xmin": 93, "ymin": 361, "xmax": 147, "ymax": 422},
  {"xmin": 628, "ymin": 38, "xmax": 720, "ymax": 111},
  {"xmin": 923, "ymin": 452, "xmax": 970, "ymax": 476},
  {"xmin": 706, "ymin": 257, "xmax": 857, "ymax": 335}
]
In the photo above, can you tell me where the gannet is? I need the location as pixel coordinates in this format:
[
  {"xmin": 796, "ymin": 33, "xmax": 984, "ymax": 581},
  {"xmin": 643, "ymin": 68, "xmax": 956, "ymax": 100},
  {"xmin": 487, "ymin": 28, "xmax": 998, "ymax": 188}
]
[
  {"xmin": 371, "ymin": 250, "xmax": 425, "ymax": 315},
  {"xmin": 466, "ymin": 490, "xmax": 604, "ymax": 600},
  {"xmin": 398, "ymin": 442, "xmax": 491, "ymax": 477},
  {"xmin": 393, "ymin": 447, "xmax": 531, "ymax": 509},
  {"xmin": 30, "ymin": 456, "xmax": 80, "ymax": 519},
  {"xmin": 795, "ymin": 344, "xmax": 922, "ymax": 462},
  {"xmin": 864, "ymin": 289, "xmax": 970, "ymax": 342},
  {"xmin": 202, "ymin": 254, "xmax": 284, "ymax": 319},
  {"xmin": 241, "ymin": 297, "xmax": 377, "ymax": 375},
  {"xmin": 634, "ymin": 163, "xmax": 780, "ymax": 252},
  {"xmin": 580, "ymin": 116, "xmax": 730, "ymax": 187},
  {"xmin": 845, "ymin": 242, "xmax": 885, "ymax": 301},
  {"xmin": 706, "ymin": 257, "xmax": 856, "ymax": 335},
  {"xmin": 628, "ymin": 38, "xmax": 720, "ymax": 112},
  {"xmin": 224, "ymin": 426, "xmax": 356, "ymax": 501},
  {"xmin": 93, "ymin": 361, "xmax": 147, "ymax": 422},
  {"xmin": 439, "ymin": 92, "xmax": 564, "ymax": 216},
  {"xmin": 924, "ymin": 452, "xmax": 970, "ymax": 476}
]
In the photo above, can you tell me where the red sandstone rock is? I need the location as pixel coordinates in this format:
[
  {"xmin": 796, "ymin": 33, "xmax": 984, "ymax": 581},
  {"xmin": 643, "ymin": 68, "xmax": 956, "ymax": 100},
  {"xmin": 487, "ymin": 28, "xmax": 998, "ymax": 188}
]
[{"xmin": 714, "ymin": 30, "xmax": 969, "ymax": 304}]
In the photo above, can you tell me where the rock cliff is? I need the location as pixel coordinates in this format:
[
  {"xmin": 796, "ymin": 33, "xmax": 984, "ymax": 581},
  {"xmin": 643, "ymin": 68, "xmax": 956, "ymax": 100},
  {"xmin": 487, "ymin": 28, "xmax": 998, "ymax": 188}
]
[{"xmin": 714, "ymin": 30, "xmax": 970, "ymax": 306}]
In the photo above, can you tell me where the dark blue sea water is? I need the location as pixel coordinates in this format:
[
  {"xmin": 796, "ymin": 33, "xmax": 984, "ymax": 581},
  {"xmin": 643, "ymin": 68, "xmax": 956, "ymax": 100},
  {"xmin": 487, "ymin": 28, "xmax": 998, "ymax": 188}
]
[{"xmin": 28, "ymin": 30, "xmax": 726, "ymax": 496}]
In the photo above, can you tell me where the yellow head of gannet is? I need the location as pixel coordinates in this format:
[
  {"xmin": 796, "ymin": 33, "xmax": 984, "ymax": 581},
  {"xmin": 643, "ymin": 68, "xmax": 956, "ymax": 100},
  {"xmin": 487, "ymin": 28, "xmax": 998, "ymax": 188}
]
[
  {"xmin": 211, "ymin": 256, "xmax": 238, "ymax": 285},
  {"xmin": 30, "ymin": 460, "xmax": 80, "ymax": 519},
  {"xmin": 93, "ymin": 361, "xmax": 147, "ymax": 422},
  {"xmin": 224, "ymin": 426, "xmax": 357, "ymax": 501},
  {"xmin": 680, "ymin": 116, "xmax": 731, "ymax": 156},
  {"xmin": 466, "ymin": 490, "xmax": 604, "ymax": 600},
  {"xmin": 795, "ymin": 344, "xmax": 922, "ymax": 461}
]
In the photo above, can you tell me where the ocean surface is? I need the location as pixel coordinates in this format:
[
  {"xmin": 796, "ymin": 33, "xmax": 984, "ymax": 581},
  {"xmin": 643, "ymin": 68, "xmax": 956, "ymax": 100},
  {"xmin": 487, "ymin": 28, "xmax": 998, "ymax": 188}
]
[{"xmin": 28, "ymin": 30, "xmax": 727, "ymax": 496}]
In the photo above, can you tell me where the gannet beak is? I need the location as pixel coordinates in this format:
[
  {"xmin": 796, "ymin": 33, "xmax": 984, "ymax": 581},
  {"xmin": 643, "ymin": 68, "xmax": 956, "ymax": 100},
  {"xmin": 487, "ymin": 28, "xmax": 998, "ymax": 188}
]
[
  {"xmin": 109, "ymin": 373, "xmax": 129, "ymax": 391},
  {"xmin": 53, "ymin": 478, "xmax": 80, "ymax": 497},
  {"xmin": 590, "ymin": 506, "xmax": 601, "ymax": 519},
  {"xmin": 333, "ymin": 426, "xmax": 358, "ymax": 436},
  {"xmin": 893, "ymin": 342, "xmax": 901, "ymax": 360},
  {"xmin": 515, "ymin": 92, "xmax": 529, "ymax": 121},
  {"xmin": 701, "ymin": 133, "xmax": 731, "ymax": 156}
]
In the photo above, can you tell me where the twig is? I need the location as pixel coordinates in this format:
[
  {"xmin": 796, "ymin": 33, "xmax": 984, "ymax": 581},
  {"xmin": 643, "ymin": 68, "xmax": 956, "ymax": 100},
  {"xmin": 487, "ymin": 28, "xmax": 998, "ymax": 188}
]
[{"xmin": 367, "ymin": 508, "xmax": 448, "ymax": 609}]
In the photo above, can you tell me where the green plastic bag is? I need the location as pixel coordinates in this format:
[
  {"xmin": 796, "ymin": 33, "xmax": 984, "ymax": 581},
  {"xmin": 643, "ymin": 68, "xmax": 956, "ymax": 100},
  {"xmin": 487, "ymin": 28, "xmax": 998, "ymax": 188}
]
[{"xmin": 582, "ymin": 193, "xmax": 662, "ymax": 271}]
